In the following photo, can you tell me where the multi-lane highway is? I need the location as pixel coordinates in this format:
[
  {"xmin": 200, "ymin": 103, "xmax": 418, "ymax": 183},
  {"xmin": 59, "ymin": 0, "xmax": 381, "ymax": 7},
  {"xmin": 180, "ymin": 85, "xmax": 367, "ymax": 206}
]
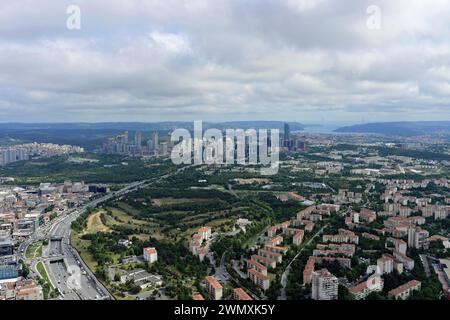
[
  {"xmin": 43, "ymin": 180, "xmax": 152, "ymax": 300},
  {"xmin": 45, "ymin": 210, "xmax": 108, "ymax": 300},
  {"xmin": 22, "ymin": 165, "xmax": 192, "ymax": 300}
]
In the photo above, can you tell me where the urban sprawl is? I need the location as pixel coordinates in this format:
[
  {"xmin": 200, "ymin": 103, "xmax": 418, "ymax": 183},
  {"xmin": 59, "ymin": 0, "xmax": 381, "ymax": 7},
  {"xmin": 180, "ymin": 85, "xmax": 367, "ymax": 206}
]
[{"xmin": 1, "ymin": 124, "xmax": 449, "ymax": 301}]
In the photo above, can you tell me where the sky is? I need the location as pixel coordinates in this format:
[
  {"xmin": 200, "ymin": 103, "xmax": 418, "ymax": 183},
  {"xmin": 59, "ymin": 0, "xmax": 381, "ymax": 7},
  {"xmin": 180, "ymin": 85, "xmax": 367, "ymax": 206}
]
[{"xmin": 1, "ymin": 0, "xmax": 450, "ymax": 123}]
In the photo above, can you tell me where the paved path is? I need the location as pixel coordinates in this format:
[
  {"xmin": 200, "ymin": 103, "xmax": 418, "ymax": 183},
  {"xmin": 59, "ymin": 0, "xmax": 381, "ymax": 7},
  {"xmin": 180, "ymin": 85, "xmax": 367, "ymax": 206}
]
[{"xmin": 278, "ymin": 224, "xmax": 328, "ymax": 300}]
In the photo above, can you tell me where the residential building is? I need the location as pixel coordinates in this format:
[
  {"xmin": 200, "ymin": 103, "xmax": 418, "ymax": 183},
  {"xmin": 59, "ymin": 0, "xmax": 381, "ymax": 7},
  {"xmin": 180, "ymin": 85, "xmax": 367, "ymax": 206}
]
[
  {"xmin": 192, "ymin": 293, "xmax": 205, "ymax": 300},
  {"xmin": 143, "ymin": 247, "xmax": 158, "ymax": 264},
  {"xmin": 349, "ymin": 276, "xmax": 384, "ymax": 300},
  {"xmin": 205, "ymin": 276, "xmax": 223, "ymax": 300},
  {"xmin": 233, "ymin": 288, "xmax": 253, "ymax": 301},
  {"xmin": 388, "ymin": 280, "xmax": 421, "ymax": 300},
  {"xmin": 311, "ymin": 269, "xmax": 338, "ymax": 300},
  {"xmin": 248, "ymin": 269, "xmax": 270, "ymax": 290}
]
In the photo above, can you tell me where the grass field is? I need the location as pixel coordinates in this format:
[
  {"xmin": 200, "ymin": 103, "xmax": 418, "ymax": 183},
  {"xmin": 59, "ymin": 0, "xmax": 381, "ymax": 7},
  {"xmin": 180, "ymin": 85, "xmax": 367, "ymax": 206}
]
[
  {"xmin": 70, "ymin": 233, "xmax": 98, "ymax": 271},
  {"xmin": 25, "ymin": 242, "xmax": 42, "ymax": 259},
  {"xmin": 36, "ymin": 261, "xmax": 54, "ymax": 290},
  {"xmin": 85, "ymin": 210, "xmax": 112, "ymax": 234}
]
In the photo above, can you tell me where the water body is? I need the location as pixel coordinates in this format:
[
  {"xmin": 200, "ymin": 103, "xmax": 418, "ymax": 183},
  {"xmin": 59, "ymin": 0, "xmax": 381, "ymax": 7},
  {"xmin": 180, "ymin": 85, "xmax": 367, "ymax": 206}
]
[{"xmin": 302, "ymin": 122, "xmax": 358, "ymax": 134}]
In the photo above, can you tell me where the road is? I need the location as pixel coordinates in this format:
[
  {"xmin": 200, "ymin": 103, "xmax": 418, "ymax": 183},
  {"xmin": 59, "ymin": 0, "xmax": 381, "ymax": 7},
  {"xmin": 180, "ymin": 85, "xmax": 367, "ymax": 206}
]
[
  {"xmin": 23, "ymin": 164, "xmax": 194, "ymax": 300},
  {"xmin": 278, "ymin": 223, "xmax": 329, "ymax": 300},
  {"xmin": 46, "ymin": 211, "xmax": 108, "ymax": 300}
]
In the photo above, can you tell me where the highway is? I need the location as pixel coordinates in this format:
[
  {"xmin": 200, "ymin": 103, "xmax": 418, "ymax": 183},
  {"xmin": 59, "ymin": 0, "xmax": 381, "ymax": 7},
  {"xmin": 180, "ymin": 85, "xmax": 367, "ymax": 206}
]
[
  {"xmin": 45, "ymin": 180, "xmax": 155, "ymax": 300},
  {"xmin": 22, "ymin": 165, "xmax": 193, "ymax": 300}
]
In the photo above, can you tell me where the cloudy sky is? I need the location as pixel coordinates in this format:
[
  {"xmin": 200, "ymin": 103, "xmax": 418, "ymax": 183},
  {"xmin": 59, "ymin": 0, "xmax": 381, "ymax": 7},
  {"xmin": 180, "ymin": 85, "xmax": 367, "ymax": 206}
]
[{"xmin": 1, "ymin": 0, "xmax": 450, "ymax": 123}]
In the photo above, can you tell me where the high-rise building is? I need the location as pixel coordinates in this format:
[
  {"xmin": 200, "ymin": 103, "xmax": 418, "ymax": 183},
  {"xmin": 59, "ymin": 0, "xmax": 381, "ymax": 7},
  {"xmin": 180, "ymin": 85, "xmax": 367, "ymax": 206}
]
[
  {"xmin": 122, "ymin": 131, "xmax": 129, "ymax": 143},
  {"xmin": 152, "ymin": 131, "xmax": 159, "ymax": 154},
  {"xmin": 134, "ymin": 131, "xmax": 142, "ymax": 149},
  {"xmin": 408, "ymin": 227, "xmax": 429, "ymax": 249},
  {"xmin": 284, "ymin": 123, "xmax": 290, "ymax": 142},
  {"xmin": 311, "ymin": 268, "xmax": 338, "ymax": 300}
]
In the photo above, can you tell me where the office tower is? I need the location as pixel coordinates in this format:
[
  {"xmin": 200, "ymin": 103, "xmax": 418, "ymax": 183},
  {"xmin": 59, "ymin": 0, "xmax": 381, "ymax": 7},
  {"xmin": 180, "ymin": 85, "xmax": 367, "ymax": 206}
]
[
  {"xmin": 160, "ymin": 142, "xmax": 168, "ymax": 156},
  {"xmin": 284, "ymin": 123, "xmax": 290, "ymax": 142},
  {"xmin": 152, "ymin": 131, "xmax": 159, "ymax": 153},
  {"xmin": 134, "ymin": 131, "xmax": 142, "ymax": 149},
  {"xmin": 167, "ymin": 132, "xmax": 174, "ymax": 149}
]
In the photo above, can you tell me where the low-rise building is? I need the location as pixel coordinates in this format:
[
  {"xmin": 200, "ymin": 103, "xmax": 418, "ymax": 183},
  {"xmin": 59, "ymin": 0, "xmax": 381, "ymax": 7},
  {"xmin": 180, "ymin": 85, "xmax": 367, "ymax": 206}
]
[
  {"xmin": 349, "ymin": 276, "xmax": 384, "ymax": 300},
  {"xmin": 388, "ymin": 280, "xmax": 421, "ymax": 300},
  {"xmin": 192, "ymin": 293, "xmax": 205, "ymax": 300}
]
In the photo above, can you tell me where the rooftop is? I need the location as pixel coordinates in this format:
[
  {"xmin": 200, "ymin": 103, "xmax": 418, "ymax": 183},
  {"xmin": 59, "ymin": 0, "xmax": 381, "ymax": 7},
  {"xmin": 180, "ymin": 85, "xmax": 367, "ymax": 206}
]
[
  {"xmin": 388, "ymin": 280, "xmax": 421, "ymax": 296},
  {"xmin": 205, "ymin": 276, "xmax": 222, "ymax": 290}
]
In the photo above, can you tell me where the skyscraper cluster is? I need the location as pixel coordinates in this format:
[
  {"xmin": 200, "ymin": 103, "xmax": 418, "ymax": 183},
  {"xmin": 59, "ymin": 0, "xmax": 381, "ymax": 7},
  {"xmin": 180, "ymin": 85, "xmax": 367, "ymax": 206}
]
[
  {"xmin": 0, "ymin": 143, "xmax": 84, "ymax": 166},
  {"xmin": 102, "ymin": 131, "xmax": 169, "ymax": 156},
  {"xmin": 282, "ymin": 123, "xmax": 308, "ymax": 153}
]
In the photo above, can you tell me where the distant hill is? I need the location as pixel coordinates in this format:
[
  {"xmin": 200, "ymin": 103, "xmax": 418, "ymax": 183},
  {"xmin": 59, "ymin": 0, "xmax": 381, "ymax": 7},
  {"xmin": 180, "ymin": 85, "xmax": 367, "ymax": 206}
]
[
  {"xmin": 335, "ymin": 121, "xmax": 450, "ymax": 136},
  {"xmin": 0, "ymin": 121, "xmax": 303, "ymax": 150},
  {"xmin": 0, "ymin": 121, "xmax": 303, "ymax": 132}
]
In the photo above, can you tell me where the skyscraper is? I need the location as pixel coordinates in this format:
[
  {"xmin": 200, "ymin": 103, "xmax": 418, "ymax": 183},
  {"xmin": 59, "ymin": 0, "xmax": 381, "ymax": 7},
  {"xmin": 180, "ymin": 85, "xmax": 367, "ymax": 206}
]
[
  {"xmin": 152, "ymin": 131, "xmax": 159, "ymax": 154},
  {"xmin": 284, "ymin": 123, "xmax": 290, "ymax": 142},
  {"xmin": 134, "ymin": 131, "xmax": 142, "ymax": 149}
]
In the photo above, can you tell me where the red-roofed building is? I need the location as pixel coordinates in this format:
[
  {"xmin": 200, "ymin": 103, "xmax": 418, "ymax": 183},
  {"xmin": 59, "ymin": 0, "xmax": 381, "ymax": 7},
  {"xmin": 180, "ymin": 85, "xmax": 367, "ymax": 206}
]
[
  {"xmin": 233, "ymin": 288, "xmax": 253, "ymax": 301},
  {"xmin": 292, "ymin": 230, "xmax": 305, "ymax": 245},
  {"xmin": 248, "ymin": 269, "xmax": 270, "ymax": 290},
  {"xmin": 247, "ymin": 259, "xmax": 268, "ymax": 276},
  {"xmin": 388, "ymin": 280, "xmax": 421, "ymax": 300},
  {"xmin": 143, "ymin": 247, "xmax": 158, "ymax": 263},
  {"xmin": 205, "ymin": 276, "xmax": 223, "ymax": 300},
  {"xmin": 303, "ymin": 257, "xmax": 315, "ymax": 285},
  {"xmin": 192, "ymin": 293, "xmax": 205, "ymax": 300},
  {"xmin": 349, "ymin": 276, "xmax": 384, "ymax": 300}
]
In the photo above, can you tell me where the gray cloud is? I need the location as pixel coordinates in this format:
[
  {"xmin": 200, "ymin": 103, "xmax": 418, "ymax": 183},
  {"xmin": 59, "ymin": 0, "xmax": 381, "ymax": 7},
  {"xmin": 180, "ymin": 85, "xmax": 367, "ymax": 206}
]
[{"xmin": 0, "ymin": 0, "xmax": 450, "ymax": 122}]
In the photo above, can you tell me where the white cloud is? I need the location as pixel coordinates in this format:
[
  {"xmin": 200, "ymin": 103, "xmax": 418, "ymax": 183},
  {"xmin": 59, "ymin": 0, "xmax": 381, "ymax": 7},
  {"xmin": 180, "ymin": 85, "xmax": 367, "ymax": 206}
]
[{"xmin": 0, "ymin": 0, "xmax": 449, "ymax": 122}]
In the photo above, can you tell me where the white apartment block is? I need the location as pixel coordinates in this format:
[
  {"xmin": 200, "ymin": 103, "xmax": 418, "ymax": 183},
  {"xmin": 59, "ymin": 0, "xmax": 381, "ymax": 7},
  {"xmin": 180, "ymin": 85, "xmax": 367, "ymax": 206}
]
[
  {"xmin": 143, "ymin": 247, "xmax": 158, "ymax": 264},
  {"xmin": 311, "ymin": 269, "xmax": 338, "ymax": 300}
]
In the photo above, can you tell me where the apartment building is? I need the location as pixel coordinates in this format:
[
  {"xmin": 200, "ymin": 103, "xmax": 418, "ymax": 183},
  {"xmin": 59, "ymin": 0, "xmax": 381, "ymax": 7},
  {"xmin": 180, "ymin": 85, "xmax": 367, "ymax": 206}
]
[
  {"xmin": 393, "ymin": 251, "xmax": 415, "ymax": 271},
  {"xmin": 205, "ymin": 276, "xmax": 223, "ymax": 300},
  {"xmin": 192, "ymin": 293, "xmax": 205, "ymax": 300},
  {"xmin": 293, "ymin": 230, "xmax": 305, "ymax": 245},
  {"xmin": 323, "ymin": 229, "xmax": 359, "ymax": 244},
  {"xmin": 263, "ymin": 245, "xmax": 289, "ymax": 255},
  {"xmin": 408, "ymin": 227, "xmax": 429, "ymax": 249},
  {"xmin": 311, "ymin": 269, "xmax": 338, "ymax": 300},
  {"xmin": 247, "ymin": 259, "xmax": 268, "ymax": 276},
  {"xmin": 303, "ymin": 257, "xmax": 315, "ymax": 285},
  {"xmin": 248, "ymin": 269, "xmax": 270, "ymax": 290},
  {"xmin": 251, "ymin": 255, "xmax": 277, "ymax": 269},
  {"xmin": 349, "ymin": 276, "xmax": 384, "ymax": 300},
  {"xmin": 233, "ymin": 288, "xmax": 253, "ymax": 301},
  {"xmin": 388, "ymin": 280, "xmax": 421, "ymax": 300},
  {"xmin": 143, "ymin": 247, "xmax": 158, "ymax": 264}
]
